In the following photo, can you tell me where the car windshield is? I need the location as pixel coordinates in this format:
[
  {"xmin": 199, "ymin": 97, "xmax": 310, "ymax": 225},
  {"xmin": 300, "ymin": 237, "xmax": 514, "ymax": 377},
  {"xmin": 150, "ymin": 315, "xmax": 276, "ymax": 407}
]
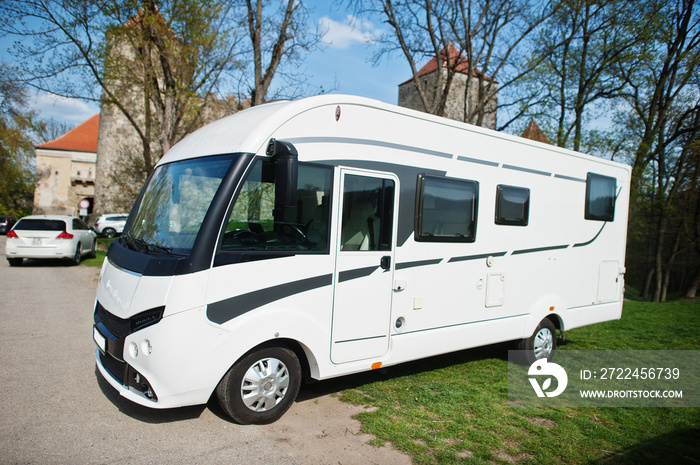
[
  {"xmin": 124, "ymin": 154, "xmax": 237, "ymax": 256},
  {"xmin": 15, "ymin": 219, "xmax": 66, "ymax": 231}
]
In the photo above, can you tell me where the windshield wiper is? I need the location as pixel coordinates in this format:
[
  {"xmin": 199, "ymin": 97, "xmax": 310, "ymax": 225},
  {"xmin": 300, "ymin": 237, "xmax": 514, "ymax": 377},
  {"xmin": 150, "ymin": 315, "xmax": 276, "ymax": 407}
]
[
  {"xmin": 120, "ymin": 232, "xmax": 139, "ymax": 252},
  {"xmin": 131, "ymin": 238, "xmax": 173, "ymax": 255}
]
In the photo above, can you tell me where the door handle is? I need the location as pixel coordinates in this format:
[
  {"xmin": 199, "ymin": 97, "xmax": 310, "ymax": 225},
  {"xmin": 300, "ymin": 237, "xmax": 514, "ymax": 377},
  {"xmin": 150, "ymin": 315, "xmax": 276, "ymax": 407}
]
[{"xmin": 380, "ymin": 256, "xmax": 391, "ymax": 270}]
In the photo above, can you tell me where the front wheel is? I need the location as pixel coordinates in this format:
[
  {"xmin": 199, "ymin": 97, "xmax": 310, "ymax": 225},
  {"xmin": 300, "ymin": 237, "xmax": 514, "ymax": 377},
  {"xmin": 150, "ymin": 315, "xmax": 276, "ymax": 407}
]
[
  {"xmin": 216, "ymin": 346, "xmax": 302, "ymax": 425},
  {"xmin": 513, "ymin": 318, "xmax": 557, "ymax": 365}
]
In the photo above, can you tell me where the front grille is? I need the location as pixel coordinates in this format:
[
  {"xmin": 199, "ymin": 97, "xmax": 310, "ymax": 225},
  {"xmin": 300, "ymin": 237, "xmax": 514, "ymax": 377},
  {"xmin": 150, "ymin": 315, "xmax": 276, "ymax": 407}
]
[
  {"xmin": 99, "ymin": 351, "xmax": 126, "ymax": 385},
  {"xmin": 96, "ymin": 302, "xmax": 130, "ymax": 338}
]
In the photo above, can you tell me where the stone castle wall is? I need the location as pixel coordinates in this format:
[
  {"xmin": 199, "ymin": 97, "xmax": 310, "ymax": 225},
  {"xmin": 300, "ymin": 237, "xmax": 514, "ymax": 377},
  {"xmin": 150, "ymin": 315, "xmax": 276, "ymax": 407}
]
[{"xmin": 398, "ymin": 70, "xmax": 497, "ymax": 129}]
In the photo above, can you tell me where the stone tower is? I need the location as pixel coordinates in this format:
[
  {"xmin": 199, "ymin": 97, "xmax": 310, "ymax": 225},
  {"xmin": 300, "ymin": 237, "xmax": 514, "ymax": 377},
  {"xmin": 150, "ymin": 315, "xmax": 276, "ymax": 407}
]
[
  {"xmin": 93, "ymin": 10, "xmax": 240, "ymax": 217},
  {"xmin": 398, "ymin": 44, "xmax": 497, "ymax": 129}
]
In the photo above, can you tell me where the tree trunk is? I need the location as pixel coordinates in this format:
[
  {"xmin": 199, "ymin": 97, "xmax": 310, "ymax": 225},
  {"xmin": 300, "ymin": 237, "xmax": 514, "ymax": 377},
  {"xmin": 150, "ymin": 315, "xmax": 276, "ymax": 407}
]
[
  {"xmin": 642, "ymin": 268, "xmax": 654, "ymax": 301},
  {"xmin": 685, "ymin": 267, "xmax": 700, "ymax": 299}
]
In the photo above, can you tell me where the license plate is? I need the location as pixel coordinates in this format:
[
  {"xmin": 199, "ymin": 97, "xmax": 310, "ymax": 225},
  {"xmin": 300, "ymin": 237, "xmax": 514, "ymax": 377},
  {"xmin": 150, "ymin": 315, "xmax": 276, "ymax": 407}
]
[
  {"xmin": 32, "ymin": 237, "xmax": 42, "ymax": 246},
  {"xmin": 93, "ymin": 327, "xmax": 106, "ymax": 352}
]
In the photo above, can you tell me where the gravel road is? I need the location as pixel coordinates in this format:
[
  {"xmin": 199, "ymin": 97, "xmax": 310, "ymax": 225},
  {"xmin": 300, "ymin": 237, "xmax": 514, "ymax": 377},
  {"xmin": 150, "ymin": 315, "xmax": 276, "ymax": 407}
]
[{"xmin": 0, "ymin": 236, "xmax": 410, "ymax": 465}]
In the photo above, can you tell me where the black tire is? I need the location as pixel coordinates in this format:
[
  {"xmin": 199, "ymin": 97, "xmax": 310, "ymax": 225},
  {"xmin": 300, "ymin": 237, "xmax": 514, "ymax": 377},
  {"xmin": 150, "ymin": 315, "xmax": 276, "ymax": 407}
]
[
  {"xmin": 88, "ymin": 239, "xmax": 97, "ymax": 259},
  {"xmin": 7, "ymin": 258, "xmax": 22, "ymax": 267},
  {"xmin": 103, "ymin": 228, "xmax": 116, "ymax": 238},
  {"xmin": 216, "ymin": 346, "xmax": 302, "ymax": 425},
  {"xmin": 513, "ymin": 318, "xmax": 557, "ymax": 365},
  {"xmin": 71, "ymin": 243, "xmax": 82, "ymax": 266}
]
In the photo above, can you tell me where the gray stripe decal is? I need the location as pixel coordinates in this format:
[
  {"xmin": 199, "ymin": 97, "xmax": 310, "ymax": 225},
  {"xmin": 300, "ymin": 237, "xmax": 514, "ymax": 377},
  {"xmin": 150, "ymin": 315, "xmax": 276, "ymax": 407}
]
[
  {"xmin": 339, "ymin": 266, "xmax": 379, "ymax": 282},
  {"xmin": 512, "ymin": 244, "xmax": 569, "ymax": 255},
  {"xmin": 573, "ymin": 223, "xmax": 606, "ymax": 247},
  {"xmin": 503, "ymin": 164, "xmax": 551, "ymax": 177},
  {"xmin": 335, "ymin": 334, "xmax": 387, "ymax": 344},
  {"xmin": 396, "ymin": 258, "xmax": 443, "ymax": 270},
  {"xmin": 448, "ymin": 251, "xmax": 507, "ymax": 263},
  {"xmin": 286, "ymin": 136, "xmax": 453, "ymax": 159},
  {"xmin": 457, "ymin": 155, "xmax": 499, "ymax": 167},
  {"xmin": 554, "ymin": 174, "xmax": 586, "ymax": 183},
  {"xmin": 207, "ymin": 273, "xmax": 333, "ymax": 324}
]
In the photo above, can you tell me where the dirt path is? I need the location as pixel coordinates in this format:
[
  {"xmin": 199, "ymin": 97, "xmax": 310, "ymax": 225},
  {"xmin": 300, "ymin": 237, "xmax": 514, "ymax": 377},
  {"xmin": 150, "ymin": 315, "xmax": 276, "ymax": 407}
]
[{"xmin": 262, "ymin": 394, "xmax": 412, "ymax": 465}]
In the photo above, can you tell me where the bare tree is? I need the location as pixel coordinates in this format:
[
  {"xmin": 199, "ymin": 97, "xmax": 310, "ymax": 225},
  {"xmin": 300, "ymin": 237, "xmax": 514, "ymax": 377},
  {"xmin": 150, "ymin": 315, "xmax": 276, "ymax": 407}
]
[
  {"xmin": 354, "ymin": 0, "xmax": 552, "ymax": 130},
  {"xmin": 243, "ymin": 0, "xmax": 321, "ymax": 105},
  {"xmin": 1, "ymin": 0, "xmax": 243, "ymax": 174}
]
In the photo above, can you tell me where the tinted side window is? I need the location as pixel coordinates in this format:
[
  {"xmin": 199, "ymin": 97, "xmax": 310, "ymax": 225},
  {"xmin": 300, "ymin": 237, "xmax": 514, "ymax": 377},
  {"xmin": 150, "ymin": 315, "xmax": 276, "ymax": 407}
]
[
  {"xmin": 495, "ymin": 185, "xmax": 530, "ymax": 226},
  {"xmin": 585, "ymin": 173, "xmax": 616, "ymax": 221},
  {"xmin": 221, "ymin": 160, "xmax": 332, "ymax": 252},
  {"xmin": 415, "ymin": 175, "xmax": 478, "ymax": 242},
  {"xmin": 340, "ymin": 174, "xmax": 394, "ymax": 251}
]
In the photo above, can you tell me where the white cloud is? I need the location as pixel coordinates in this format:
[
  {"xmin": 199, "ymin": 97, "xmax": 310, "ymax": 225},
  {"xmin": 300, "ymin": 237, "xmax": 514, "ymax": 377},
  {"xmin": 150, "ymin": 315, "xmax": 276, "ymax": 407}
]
[
  {"xmin": 30, "ymin": 92, "xmax": 99, "ymax": 124},
  {"xmin": 319, "ymin": 15, "xmax": 379, "ymax": 49}
]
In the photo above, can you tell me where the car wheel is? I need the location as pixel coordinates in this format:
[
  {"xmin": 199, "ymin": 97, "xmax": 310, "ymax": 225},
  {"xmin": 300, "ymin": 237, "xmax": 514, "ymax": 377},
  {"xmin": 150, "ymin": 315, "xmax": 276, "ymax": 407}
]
[
  {"xmin": 7, "ymin": 258, "xmax": 23, "ymax": 267},
  {"xmin": 513, "ymin": 318, "xmax": 557, "ymax": 365},
  {"xmin": 71, "ymin": 243, "xmax": 82, "ymax": 266},
  {"xmin": 103, "ymin": 228, "xmax": 116, "ymax": 238},
  {"xmin": 88, "ymin": 239, "xmax": 97, "ymax": 259},
  {"xmin": 216, "ymin": 346, "xmax": 302, "ymax": 425}
]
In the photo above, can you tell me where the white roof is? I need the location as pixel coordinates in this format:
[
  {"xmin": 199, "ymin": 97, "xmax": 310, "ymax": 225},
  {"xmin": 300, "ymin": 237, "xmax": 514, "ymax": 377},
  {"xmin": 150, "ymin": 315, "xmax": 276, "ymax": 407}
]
[
  {"xmin": 159, "ymin": 95, "xmax": 424, "ymax": 165},
  {"xmin": 157, "ymin": 94, "xmax": 629, "ymax": 171}
]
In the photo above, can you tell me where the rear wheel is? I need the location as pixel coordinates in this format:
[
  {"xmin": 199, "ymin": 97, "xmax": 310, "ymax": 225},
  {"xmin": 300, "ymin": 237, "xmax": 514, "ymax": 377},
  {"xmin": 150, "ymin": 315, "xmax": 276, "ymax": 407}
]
[
  {"xmin": 216, "ymin": 346, "xmax": 302, "ymax": 425},
  {"xmin": 513, "ymin": 318, "xmax": 557, "ymax": 365},
  {"xmin": 71, "ymin": 243, "xmax": 82, "ymax": 266},
  {"xmin": 7, "ymin": 258, "xmax": 22, "ymax": 267},
  {"xmin": 87, "ymin": 239, "xmax": 97, "ymax": 259},
  {"xmin": 102, "ymin": 228, "xmax": 117, "ymax": 238}
]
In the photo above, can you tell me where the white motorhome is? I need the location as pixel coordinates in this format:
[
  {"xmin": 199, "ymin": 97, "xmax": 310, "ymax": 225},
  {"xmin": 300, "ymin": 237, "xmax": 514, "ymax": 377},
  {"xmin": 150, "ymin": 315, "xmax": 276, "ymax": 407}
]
[{"xmin": 93, "ymin": 95, "xmax": 630, "ymax": 424}]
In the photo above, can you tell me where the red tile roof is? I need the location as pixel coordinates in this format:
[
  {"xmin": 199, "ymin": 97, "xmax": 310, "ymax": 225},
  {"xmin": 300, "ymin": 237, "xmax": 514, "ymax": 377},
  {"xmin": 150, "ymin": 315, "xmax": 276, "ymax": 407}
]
[
  {"xmin": 35, "ymin": 114, "xmax": 100, "ymax": 153},
  {"xmin": 521, "ymin": 120, "xmax": 550, "ymax": 144},
  {"xmin": 400, "ymin": 43, "xmax": 495, "ymax": 86}
]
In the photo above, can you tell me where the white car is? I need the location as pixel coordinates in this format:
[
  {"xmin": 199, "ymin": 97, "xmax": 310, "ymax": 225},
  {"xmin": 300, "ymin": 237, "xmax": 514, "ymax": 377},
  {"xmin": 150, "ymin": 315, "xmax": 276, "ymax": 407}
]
[
  {"xmin": 5, "ymin": 215, "xmax": 97, "ymax": 266},
  {"xmin": 93, "ymin": 214, "xmax": 128, "ymax": 238}
]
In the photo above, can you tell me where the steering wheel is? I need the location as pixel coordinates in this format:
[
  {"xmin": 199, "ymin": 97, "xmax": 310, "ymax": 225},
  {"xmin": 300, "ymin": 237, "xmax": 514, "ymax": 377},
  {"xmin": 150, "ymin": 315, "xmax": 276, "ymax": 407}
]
[{"xmin": 279, "ymin": 223, "xmax": 309, "ymax": 246}]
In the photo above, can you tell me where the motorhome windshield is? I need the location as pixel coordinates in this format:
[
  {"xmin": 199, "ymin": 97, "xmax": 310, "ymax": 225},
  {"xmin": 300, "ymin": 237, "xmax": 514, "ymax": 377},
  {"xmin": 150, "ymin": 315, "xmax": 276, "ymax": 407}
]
[{"xmin": 124, "ymin": 154, "xmax": 237, "ymax": 256}]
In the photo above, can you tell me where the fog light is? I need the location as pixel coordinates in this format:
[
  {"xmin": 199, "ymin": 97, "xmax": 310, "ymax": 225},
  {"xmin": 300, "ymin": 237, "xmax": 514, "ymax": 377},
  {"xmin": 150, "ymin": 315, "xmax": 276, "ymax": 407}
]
[
  {"xmin": 129, "ymin": 341, "xmax": 138, "ymax": 358},
  {"xmin": 142, "ymin": 339, "xmax": 152, "ymax": 355},
  {"xmin": 134, "ymin": 372, "xmax": 141, "ymax": 384}
]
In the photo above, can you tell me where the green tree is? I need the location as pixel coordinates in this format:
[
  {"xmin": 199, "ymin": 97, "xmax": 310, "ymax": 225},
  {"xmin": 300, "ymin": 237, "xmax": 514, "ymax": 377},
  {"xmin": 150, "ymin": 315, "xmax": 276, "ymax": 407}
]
[
  {"xmin": 525, "ymin": 0, "xmax": 650, "ymax": 152},
  {"xmin": 1, "ymin": 0, "xmax": 319, "ymax": 175},
  {"xmin": 617, "ymin": 0, "xmax": 700, "ymax": 301},
  {"xmin": 0, "ymin": 63, "xmax": 35, "ymax": 217}
]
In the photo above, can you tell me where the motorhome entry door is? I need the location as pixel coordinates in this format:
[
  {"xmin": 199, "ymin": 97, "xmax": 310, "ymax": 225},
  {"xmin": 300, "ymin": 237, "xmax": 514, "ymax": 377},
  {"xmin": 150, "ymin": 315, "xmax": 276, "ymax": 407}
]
[{"xmin": 331, "ymin": 169, "xmax": 397, "ymax": 364}]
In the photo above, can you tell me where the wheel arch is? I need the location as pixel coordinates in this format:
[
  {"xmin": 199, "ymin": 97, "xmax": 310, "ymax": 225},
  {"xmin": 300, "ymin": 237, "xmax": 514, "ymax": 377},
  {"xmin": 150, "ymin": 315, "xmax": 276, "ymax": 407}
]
[
  {"xmin": 525, "ymin": 294, "xmax": 567, "ymax": 337},
  {"xmin": 229, "ymin": 337, "xmax": 319, "ymax": 383}
]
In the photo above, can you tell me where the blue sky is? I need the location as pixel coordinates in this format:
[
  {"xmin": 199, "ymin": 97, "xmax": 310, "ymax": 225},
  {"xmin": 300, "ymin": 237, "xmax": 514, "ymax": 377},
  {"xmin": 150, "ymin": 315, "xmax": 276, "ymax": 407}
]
[{"xmin": 2, "ymin": 2, "xmax": 411, "ymax": 128}]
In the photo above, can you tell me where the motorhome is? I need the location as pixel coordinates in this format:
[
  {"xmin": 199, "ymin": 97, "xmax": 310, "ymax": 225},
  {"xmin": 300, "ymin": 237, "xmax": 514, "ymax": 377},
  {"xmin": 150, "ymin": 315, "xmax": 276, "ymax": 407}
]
[{"xmin": 93, "ymin": 95, "xmax": 630, "ymax": 424}]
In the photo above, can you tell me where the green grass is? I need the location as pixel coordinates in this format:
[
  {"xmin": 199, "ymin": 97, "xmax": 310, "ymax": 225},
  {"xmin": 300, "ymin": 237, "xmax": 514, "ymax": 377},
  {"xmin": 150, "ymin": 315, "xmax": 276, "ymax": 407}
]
[
  {"xmin": 331, "ymin": 299, "xmax": 700, "ymax": 464},
  {"xmin": 81, "ymin": 237, "xmax": 116, "ymax": 267}
]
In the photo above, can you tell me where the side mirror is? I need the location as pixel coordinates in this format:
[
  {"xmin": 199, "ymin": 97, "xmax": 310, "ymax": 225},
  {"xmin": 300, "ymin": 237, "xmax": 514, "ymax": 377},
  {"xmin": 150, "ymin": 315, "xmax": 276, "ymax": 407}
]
[{"xmin": 266, "ymin": 139, "xmax": 299, "ymax": 208}]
